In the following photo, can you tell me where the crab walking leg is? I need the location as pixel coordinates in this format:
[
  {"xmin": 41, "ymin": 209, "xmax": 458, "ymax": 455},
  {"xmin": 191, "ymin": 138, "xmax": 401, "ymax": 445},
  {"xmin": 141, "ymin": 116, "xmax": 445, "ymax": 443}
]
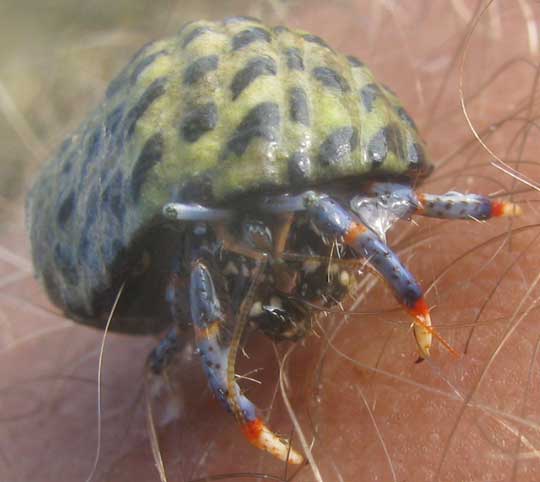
[
  {"xmin": 358, "ymin": 182, "xmax": 522, "ymax": 224},
  {"xmin": 304, "ymin": 192, "xmax": 432, "ymax": 358},
  {"xmin": 148, "ymin": 327, "xmax": 180, "ymax": 374},
  {"xmin": 415, "ymin": 192, "xmax": 522, "ymax": 219},
  {"xmin": 189, "ymin": 259, "xmax": 303, "ymax": 465}
]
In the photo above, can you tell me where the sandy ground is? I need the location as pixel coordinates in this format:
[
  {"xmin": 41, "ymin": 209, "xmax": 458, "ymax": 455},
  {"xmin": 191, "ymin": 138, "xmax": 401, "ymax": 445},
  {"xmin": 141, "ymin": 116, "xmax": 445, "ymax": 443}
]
[{"xmin": 2, "ymin": 1, "xmax": 540, "ymax": 481}]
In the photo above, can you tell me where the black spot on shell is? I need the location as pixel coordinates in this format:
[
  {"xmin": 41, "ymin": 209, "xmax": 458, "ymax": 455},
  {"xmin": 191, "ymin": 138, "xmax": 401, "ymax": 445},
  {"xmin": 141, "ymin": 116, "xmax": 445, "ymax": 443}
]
[
  {"xmin": 367, "ymin": 125, "xmax": 403, "ymax": 167},
  {"xmin": 124, "ymin": 77, "xmax": 167, "ymax": 139},
  {"xmin": 77, "ymin": 234, "xmax": 101, "ymax": 276},
  {"xmin": 57, "ymin": 191, "xmax": 75, "ymax": 228},
  {"xmin": 312, "ymin": 66, "xmax": 350, "ymax": 92},
  {"xmin": 303, "ymin": 34, "xmax": 332, "ymax": 50},
  {"xmin": 58, "ymin": 137, "xmax": 72, "ymax": 157},
  {"xmin": 288, "ymin": 151, "xmax": 311, "ymax": 184},
  {"xmin": 397, "ymin": 107, "xmax": 417, "ymax": 130},
  {"xmin": 285, "ymin": 47, "xmax": 304, "ymax": 71},
  {"xmin": 181, "ymin": 102, "xmax": 218, "ymax": 143},
  {"xmin": 80, "ymin": 128, "xmax": 102, "ymax": 178},
  {"xmin": 105, "ymin": 42, "xmax": 154, "ymax": 98},
  {"xmin": 183, "ymin": 55, "xmax": 219, "ymax": 84},
  {"xmin": 232, "ymin": 27, "xmax": 271, "ymax": 50},
  {"xmin": 131, "ymin": 133, "xmax": 164, "ymax": 200},
  {"xmin": 53, "ymin": 243, "xmax": 79, "ymax": 285},
  {"xmin": 106, "ymin": 73, "xmax": 127, "ymax": 99},
  {"xmin": 407, "ymin": 142, "xmax": 426, "ymax": 167},
  {"xmin": 231, "ymin": 56, "xmax": 277, "ymax": 100},
  {"xmin": 85, "ymin": 185, "xmax": 100, "ymax": 228},
  {"xmin": 103, "ymin": 238, "xmax": 125, "ymax": 266},
  {"xmin": 225, "ymin": 102, "xmax": 280, "ymax": 157},
  {"xmin": 273, "ymin": 25, "xmax": 289, "ymax": 34},
  {"xmin": 105, "ymin": 105, "xmax": 124, "ymax": 137},
  {"xmin": 347, "ymin": 55, "xmax": 364, "ymax": 67},
  {"xmin": 289, "ymin": 86, "xmax": 310, "ymax": 126},
  {"xmin": 130, "ymin": 42, "xmax": 155, "ymax": 63},
  {"xmin": 223, "ymin": 16, "xmax": 262, "ymax": 24},
  {"xmin": 182, "ymin": 26, "xmax": 213, "ymax": 48},
  {"xmin": 368, "ymin": 129, "xmax": 389, "ymax": 167},
  {"xmin": 87, "ymin": 129, "xmax": 102, "ymax": 160},
  {"xmin": 360, "ymin": 83, "xmax": 382, "ymax": 112},
  {"xmin": 61, "ymin": 151, "xmax": 76, "ymax": 175},
  {"xmin": 130, "ymin": 50, "xmax": 167, "ymax": 84},
  {"xmin": 102, "ymin": 171, "xmax": 125, "ymax": 222},
  {"xmin": 318, "ymin": 127, "xmax": 358, "ymax": 167},
  {"xmin": 175, "ymin": 176, "xmax": 214, "ymax": 204}
]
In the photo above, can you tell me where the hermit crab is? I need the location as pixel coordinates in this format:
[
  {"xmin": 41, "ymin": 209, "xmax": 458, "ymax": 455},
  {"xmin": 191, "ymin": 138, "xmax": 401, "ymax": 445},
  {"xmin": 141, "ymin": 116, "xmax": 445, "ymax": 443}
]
[{"xmin": 26, "ymin": 16, "xmax": 521, "ymax": 464}]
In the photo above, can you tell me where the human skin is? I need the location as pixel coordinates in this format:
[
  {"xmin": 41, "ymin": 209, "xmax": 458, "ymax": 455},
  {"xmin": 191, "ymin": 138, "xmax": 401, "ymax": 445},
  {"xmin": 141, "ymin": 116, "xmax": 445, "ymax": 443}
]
[{"xmin": 1, "ymin": 1, "xmax": 540, "ymax": 481}]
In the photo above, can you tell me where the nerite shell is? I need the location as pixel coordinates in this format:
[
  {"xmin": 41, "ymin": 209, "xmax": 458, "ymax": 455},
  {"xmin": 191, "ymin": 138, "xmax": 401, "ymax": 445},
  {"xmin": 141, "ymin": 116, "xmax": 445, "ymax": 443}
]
[{"xmin": 27, "ymin": 16, "xmax": 430, "ymax": 333}]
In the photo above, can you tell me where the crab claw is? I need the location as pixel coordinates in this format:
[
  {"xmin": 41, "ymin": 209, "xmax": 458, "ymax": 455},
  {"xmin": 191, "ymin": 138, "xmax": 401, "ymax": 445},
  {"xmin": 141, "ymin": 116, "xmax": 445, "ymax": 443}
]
[
  {"xmin": 242, "ymin": 419, "xmax": 304, "ymax": 464},
  {"xmin": 409, "ymin": 298, "xmax": 432, "ymax": 359},
  {"xmin": 304, "ymin": 192, "xmax": 442, "ymax": 358}
]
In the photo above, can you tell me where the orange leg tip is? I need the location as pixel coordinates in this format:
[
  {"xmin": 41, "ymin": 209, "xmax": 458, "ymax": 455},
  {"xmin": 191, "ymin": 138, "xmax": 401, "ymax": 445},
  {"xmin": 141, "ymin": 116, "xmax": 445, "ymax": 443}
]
[
  {"xmin": 242, "ymin": 419, "xmax": 304, "ymax": 465},
  {"xmin": 407, "ymin": 298, "xmax": 432, "ymax": 359},
  {"xmin": 408, "ymin": 299, "xmax": 461, "ymax": 359},
  {"xmin": 344, "ymin": 222, "xmax": 367, "ymax": 246},
  {"xmin": 492, "ymin": 201, "xmax": 522, "ymax": 217},
  {"xmin": 415, "ymin": 193, "xmax": 427, "ymax": 215},
  {"xmin": 409, "ymin": 298, "xmax": 429, "ymax": 318}
]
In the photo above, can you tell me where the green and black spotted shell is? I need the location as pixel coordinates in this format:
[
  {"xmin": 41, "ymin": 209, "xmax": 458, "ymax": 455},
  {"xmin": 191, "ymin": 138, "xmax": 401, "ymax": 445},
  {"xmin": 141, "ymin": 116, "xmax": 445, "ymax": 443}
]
[{"xmin": 27, "ymin": 16, "xmax": 430, "ymax": 332}]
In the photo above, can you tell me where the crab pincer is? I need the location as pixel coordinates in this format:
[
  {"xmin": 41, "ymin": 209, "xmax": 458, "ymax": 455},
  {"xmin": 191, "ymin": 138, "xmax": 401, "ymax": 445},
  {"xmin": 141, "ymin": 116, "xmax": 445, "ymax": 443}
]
[{"xmin": 304, "ymin": 191, "xmax": 435, "ymax": 359}]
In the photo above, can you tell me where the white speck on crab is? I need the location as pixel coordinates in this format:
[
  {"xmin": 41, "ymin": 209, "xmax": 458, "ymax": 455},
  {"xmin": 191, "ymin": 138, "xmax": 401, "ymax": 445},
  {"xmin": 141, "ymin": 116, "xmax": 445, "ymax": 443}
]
[
  {"xmin": 249, "ymin": 301, "xmax": 263, "ymax": 317},
  {"xmin": 339, "ymin": 270, "xmax": 350, "ymax": 286},
  {"xmin": 302, "ymin": 259, "xmax": 321, "ymax": 273},
  {"xmin": 160, "ymin": 396, "xmax": 183, "ymax": 426},
  {"xmin": 329, "ymin": 263, "xmax": 339, "ymax": 275},
  {"xmin": 269, "ymin": 296, "xmax": 283, "ymax": 308},
  {"xmin": 223, "ymin": 261, "xmax": 239, "ymax": 276}
]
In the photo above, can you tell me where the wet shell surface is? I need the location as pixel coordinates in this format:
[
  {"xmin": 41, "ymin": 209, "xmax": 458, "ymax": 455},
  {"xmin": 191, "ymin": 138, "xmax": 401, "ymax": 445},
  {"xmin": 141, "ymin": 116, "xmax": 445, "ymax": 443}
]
[{"xmin": 27, "ymin": 16, "xmax": 429, "ymax": 332}]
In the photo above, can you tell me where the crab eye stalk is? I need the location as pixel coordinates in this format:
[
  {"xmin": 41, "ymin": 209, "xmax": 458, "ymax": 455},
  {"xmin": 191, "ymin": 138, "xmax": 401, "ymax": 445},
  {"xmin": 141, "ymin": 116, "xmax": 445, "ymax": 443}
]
[{"xmin": 162, "ymin": 202, "xmax": 234, "ymax": 221}]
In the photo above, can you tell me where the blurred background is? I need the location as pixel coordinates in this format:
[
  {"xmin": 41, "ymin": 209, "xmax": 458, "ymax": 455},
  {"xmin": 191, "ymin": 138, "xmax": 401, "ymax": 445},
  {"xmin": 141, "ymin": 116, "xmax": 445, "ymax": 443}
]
[{"xmin": 2, "ymin": 1, "xmax": 540, "ymax": 481}]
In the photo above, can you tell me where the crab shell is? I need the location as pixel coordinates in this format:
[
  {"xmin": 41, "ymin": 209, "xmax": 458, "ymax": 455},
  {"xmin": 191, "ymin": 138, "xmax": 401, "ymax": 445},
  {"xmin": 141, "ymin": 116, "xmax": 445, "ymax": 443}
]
[{"xmin": 26, "ymin": 17, "xmax": 431, "ymax": 334}]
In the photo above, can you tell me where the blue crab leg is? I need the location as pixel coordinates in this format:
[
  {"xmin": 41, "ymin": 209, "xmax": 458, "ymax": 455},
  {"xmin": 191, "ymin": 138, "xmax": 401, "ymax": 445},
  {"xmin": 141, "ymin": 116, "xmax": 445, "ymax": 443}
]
[
  {"xmin": 415, "ymin": 191, "xmax": 522, "ymax": 219},
  {"xmin": 148, "ymin": 326, "xmax": 180, "ymax": 374},
  {"xmin": 355, "ymin": 182, "xmax": 521, "ymax": 222},
  {"xmin": 189, "ymin": 258, "xmax": 303, "ymax": 464},
  {"xmin": 148, "ymin": 268, "xmax": 189, "ymax": 374},
  {"xmin": 303, "ymin": 192, "xmax": 435, "ymax": 358}
]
